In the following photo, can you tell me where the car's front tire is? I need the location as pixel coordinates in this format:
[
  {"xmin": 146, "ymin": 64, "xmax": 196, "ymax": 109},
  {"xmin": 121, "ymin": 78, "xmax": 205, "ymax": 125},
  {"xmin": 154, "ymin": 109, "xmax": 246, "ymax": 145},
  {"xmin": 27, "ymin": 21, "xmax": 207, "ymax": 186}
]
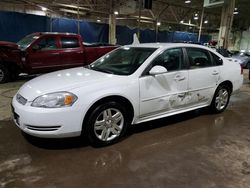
[
  {"xmin": 85, "ymin": 101, "xmax": 129, "ymax": 146},
  {"xmin": 0, "ymin": 64, "xmax": 10, "ymax": 83},
  {"xmin": 210, "ymin": 85, "xmax": 231, "ymax": 113}
]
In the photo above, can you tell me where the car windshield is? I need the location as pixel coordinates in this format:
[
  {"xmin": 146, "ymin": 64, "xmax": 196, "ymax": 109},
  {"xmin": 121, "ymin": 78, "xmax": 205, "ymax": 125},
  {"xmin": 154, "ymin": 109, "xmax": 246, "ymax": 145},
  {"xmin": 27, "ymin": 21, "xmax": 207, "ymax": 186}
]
[
  {"xmin": 17, "ymin": 34, "xmax": 40, "ymax": 50},
  {"xmin": 88, "ymin": 47, "xmax": 156, "ymax": 75}
]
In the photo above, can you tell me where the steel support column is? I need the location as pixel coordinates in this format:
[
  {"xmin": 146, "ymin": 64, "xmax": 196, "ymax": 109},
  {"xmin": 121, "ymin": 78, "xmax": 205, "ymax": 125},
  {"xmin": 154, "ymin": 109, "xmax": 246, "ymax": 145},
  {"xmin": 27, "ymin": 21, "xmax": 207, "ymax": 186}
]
[
  {"xmin": 109, "ymin": 0, "xmax": 116, "ymax": 44},
  {"xmin": 218, "ymin": 0, "xmax": 235, "ymax": 48}
]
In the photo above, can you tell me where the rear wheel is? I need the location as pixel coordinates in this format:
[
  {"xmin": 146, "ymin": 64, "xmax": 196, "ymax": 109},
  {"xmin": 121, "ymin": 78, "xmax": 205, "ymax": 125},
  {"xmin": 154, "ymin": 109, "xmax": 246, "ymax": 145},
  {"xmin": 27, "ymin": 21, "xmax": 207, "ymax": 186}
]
[
  {"xmin": 0, "ymin": 64, "xmax": 10, "ymax": 83},
  {"xmin": 210, "ymin": 85, "xmax": 230, "ymax": 113},
  {"xmin": 85, "ymin": 101, "xmax": 129, "ymax": 146}
]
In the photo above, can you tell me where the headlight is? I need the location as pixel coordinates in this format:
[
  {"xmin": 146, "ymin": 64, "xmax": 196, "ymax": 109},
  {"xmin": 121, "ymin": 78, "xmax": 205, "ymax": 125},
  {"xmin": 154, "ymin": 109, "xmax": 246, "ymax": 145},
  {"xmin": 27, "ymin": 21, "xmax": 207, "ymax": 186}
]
[{"xmin": 31, "ymin": 92, "xmax": 78, "ymax": 108}]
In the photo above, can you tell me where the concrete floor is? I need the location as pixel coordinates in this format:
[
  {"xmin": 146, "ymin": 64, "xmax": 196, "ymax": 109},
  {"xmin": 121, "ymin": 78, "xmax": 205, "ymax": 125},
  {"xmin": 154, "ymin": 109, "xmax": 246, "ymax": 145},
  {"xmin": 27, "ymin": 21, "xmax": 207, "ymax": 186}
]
[{"xmin": 0, "ymin": 71, "xmax": 250, "ymax": 188}]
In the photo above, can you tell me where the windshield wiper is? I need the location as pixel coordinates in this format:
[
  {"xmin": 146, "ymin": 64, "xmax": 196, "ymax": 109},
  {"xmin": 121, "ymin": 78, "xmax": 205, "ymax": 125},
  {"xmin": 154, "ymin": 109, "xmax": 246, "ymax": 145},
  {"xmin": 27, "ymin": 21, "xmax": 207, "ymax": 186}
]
[{"xmin": 90, "ymin": 66, "xmax": 114, "ymax": 74}]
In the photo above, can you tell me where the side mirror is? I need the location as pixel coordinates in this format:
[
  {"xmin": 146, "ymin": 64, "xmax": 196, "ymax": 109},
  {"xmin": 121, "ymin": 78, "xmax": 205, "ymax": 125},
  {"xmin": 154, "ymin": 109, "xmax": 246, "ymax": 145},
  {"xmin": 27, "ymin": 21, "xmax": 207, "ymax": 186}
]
[{"xmin": 149, "ymin": 65, "xmax": 167, "ymax": 75}]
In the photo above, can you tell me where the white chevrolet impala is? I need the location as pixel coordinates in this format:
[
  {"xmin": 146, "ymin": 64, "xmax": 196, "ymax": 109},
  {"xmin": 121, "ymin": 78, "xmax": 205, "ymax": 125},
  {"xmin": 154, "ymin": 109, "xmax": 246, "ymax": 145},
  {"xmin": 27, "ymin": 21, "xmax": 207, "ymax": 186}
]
[{"xmin": 12, "ymin": 43, "xmax": 243, "ymax": 146}]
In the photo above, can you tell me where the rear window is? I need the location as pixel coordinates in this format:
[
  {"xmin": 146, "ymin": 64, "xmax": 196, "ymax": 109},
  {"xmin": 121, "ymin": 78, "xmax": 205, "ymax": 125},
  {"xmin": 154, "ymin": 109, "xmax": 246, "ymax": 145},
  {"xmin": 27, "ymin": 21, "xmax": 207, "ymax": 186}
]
[{"xmin": 61, "ymin": 37, "xmax": 80, "ymax": 48}]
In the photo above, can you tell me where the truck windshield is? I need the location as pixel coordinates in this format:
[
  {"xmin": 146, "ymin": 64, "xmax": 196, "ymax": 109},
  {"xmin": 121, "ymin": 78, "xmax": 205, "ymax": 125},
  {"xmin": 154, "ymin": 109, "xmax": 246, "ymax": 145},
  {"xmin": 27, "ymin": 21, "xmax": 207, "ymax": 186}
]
[
  {"xmin": 89, "ymin": 47, "xmax": 156, "ymax": 75},
  {"xmin": 17, "ymin": 34, "xmax": 40, "ymax": 50}
]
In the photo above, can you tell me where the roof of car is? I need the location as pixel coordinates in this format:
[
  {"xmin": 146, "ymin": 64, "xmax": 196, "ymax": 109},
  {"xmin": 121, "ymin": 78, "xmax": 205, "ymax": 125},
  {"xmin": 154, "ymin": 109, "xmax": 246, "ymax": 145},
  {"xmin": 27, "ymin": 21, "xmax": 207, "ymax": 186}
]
[
  {"xmin": 125, "ymin": 43, "xmax": 210, "ymax": 50},
  {"xmin": 33, "ymin": 32, "xmax": 79, "ymax": 36}
]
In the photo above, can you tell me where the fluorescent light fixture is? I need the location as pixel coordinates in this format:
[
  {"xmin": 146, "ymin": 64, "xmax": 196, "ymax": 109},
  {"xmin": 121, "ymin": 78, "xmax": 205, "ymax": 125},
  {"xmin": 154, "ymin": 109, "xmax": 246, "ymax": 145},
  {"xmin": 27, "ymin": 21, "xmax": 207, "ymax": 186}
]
[
  {"xmin": 157, "ymin": 22, "xmax": 161, "ymax": 26},
  {"xmin": 185, "ymin": 0, "xmax": 191, "ymax": 3},
  {"xmin": 114, "ymin": 11, "xmax": 119, "ymax": 15},
  {"xmin": 204, "ymin": 20, "xmax": 208, "ymax": 24},
  {"xmin": 97, "ymin": 19, "xmax": 101, "ymax": 22},
  {"xmin": 41, "ymin": 6, "xmax": 47, "ymax": 11}
]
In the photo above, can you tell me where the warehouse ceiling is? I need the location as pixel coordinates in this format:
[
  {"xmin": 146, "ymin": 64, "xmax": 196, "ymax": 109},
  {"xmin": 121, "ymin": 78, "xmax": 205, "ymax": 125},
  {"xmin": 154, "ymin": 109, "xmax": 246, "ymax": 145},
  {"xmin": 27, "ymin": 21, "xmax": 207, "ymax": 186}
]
[{"xmin": 0, "ymin": 0, "xmax": 249, "ymax": 32}]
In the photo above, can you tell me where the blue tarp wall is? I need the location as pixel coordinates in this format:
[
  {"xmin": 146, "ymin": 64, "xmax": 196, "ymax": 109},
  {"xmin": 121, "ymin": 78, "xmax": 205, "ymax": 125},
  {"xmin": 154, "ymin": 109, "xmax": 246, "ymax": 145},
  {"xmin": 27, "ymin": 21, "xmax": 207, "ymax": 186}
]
[{"xmin": 0, "ymin": 11, "xmax": 211, "ymax": 44}]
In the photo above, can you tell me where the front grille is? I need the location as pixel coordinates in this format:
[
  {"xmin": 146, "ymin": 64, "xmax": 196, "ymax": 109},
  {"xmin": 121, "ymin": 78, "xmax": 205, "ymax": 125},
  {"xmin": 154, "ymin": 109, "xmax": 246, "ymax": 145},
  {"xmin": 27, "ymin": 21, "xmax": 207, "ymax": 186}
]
[
  {"xmin": 25, "ymin": 125, "xmax": 61, "ymax": 131},
  {"xmin": 16, "ymin": 94, "xmax": 27, "ymax": 105}
]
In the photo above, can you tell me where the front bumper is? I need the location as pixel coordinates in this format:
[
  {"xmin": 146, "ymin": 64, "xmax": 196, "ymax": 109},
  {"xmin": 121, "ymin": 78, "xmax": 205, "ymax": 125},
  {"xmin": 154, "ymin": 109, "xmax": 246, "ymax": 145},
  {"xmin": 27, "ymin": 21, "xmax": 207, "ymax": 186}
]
[{"xmin": 11, "ymin": 95, "xmax": 83, "ymax": 138}]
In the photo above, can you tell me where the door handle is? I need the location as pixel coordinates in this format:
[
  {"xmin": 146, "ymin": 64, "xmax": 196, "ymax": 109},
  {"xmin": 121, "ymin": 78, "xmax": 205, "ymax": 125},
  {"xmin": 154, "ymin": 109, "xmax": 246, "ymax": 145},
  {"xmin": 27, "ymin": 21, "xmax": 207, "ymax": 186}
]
[
  {"xmin": 212, "ymin": 71, "xmax": 219, "ymax": 75},
  {"xmin": 174, "ymin": 75, "xmax": 186, "ymax": 81}
]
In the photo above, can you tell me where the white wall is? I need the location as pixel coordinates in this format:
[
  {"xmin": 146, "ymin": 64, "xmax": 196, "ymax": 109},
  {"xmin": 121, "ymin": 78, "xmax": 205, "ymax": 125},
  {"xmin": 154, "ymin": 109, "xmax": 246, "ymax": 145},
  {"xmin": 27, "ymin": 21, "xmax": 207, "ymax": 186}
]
[{"xmin": 240, "ymin": 30, "xmax": 250, "ymax": 51}]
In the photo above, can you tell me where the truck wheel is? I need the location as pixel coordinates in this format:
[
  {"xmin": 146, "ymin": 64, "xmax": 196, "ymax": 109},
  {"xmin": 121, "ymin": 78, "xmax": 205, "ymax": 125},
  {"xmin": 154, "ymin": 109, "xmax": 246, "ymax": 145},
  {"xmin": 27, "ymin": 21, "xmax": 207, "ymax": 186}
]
[
  {"xmin": 0, "ymin": 64, "xmax": 10, "ymax": 83},
  {"xmin": 85, "ymin": 101, "xmax": 129, "ymax": 147},
  {"xmin": 210, "ymin": 85, "xmax": 230, "ymax": 114}
]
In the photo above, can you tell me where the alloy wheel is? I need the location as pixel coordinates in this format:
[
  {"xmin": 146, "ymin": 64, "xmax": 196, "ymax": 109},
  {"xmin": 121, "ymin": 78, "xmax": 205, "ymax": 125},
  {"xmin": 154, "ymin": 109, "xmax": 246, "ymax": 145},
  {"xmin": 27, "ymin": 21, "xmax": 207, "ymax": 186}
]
[
  {"xmin": 215, "ymin": 88, "xmax": 229, "ymax": 111},
  {"xmin": 94, "ymin": 108, "xmax": 124, "ymax": 142}
]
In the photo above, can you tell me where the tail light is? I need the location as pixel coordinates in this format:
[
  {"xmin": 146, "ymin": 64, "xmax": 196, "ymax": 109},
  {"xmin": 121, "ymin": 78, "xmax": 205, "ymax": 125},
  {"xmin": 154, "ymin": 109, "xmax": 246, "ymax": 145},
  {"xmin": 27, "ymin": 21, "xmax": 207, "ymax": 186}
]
[{"xmin": 240, "ymin": 64, "xmax": 243, "ymax": 75}]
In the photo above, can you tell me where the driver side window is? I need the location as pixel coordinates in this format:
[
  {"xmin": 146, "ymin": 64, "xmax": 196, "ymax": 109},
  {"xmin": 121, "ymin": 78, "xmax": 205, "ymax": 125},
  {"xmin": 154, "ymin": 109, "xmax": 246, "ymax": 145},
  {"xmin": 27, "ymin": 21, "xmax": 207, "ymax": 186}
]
[
  {"xmin": 151, "ymin": 48, "xmax": 184, "ymax": 72},
  {"xmin": 35, "ymin": 37, "xmax": 57, "ymax": 50}
]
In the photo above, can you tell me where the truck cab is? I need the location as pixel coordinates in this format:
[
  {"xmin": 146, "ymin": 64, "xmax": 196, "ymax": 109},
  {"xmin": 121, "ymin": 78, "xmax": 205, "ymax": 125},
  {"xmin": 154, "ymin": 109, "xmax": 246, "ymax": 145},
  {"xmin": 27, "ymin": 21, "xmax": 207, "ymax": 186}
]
[{"xmin": 0, "ymin": 32, "xmax": 117, "ymax": 83}]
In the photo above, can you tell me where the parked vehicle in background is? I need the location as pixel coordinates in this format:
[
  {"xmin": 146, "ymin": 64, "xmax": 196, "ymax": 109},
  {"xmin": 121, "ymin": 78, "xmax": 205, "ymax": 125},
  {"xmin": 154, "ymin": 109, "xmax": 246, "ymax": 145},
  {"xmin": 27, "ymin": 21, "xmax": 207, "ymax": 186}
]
[
  {"xmin": 0, "ymin": 32, "xmax": 117, "ymax": 83},
  {"xmin": 231, "ymin": 51, "xmax": 250, "ymax": 69},
  {"xmin": 12, "ymin": 43, "xmax": 243, "ymax": 146}
]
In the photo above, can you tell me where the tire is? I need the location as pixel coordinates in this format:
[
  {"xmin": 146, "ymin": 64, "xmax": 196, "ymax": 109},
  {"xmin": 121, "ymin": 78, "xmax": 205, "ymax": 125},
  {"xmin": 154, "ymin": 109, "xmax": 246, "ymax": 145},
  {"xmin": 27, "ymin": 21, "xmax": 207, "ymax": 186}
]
[
  {"xmin": 247, "ymin": 62, "xmax": 250, "ymax": 69},
  {"xmin": 0, "ymin": 64, "xmax": 10, "ymax": 83},
  {"xmin": 85, "ymin": 101, "xmax": 129, "ymax": 146},
  {"xmin": 210, "ymin": 85, "xmax": 231, "ymax": 113}
]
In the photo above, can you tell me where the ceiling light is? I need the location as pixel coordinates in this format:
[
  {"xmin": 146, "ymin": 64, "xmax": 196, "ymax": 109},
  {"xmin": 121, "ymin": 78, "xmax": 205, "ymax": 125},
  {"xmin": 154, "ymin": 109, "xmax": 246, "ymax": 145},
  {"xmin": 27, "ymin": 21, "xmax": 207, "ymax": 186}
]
[
  {"xmin": 97, "ymin": 19, "xmax": 101, "ymax": 22},
  {"xmin": 185, "ymin": 0, "xmax": 191, "ymax": 3},
  {"xmin": 41, "ymin": 7, "xmax": 47, "ymax": 11},
  {"xmin": 114, "ymin": 11, "xmax": 119, "ymax": 15},
  {"xmin": 233, "ymin": 11, "xmax": 239, "ymax": 15},
  {"xmin": 234, "ymin": 8, "xmax": 238, "ymax": 11},
  {"xmin": 180, "ymin": 20, "xmax": 184, "ymax": 23},
  {"xmin": 157, "ymin": 22, "xmax": 161, "ymax": 26},
  {"xmin": 194, "ymin": 16, "xmax": 198, "ymax": 20},
  {"xmin": 204, "ymin": 20, "xmax": 208, "ymax": 24}
]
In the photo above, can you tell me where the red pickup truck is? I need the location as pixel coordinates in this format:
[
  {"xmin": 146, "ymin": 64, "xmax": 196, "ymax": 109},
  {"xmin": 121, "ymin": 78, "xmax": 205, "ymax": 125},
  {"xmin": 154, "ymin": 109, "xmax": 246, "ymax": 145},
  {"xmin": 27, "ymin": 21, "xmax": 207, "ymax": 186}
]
[{"xmin": 0, "ymin": 32, "xmax": 117, "ymax": 83}]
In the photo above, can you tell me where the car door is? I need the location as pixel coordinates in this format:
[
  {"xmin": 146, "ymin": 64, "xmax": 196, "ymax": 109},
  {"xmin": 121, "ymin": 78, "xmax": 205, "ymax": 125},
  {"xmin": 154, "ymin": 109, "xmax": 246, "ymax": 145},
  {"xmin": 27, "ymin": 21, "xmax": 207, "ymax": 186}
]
[
  {"xmin": 139, "ymin": 48, "xmax": 189, "ymax": 119},
  {"xmin": 58, "ymin": 36, "xmax": 84, "ymax": 68},
  {"xmin": 185, "ymin": 47, "xmax": 221, "ymax": 106},
  {"xmin": 27, "ymin": 35, "xmax": 61, "ymax": 73}
]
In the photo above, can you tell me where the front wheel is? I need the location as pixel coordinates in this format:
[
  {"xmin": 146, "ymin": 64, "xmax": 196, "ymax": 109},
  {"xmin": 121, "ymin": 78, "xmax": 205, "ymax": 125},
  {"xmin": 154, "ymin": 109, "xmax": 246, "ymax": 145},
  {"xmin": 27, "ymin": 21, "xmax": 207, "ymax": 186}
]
[
  {"xmin": 0, "ymin": 64, "xmax": 10, "ymax": 83},
  {"xmin": 85, "ymin": 101, "xmax": 129, "ymax": 146},
  {"xmin": 210, "ymin": 85, "xmax": 230, "ymax": 113}
]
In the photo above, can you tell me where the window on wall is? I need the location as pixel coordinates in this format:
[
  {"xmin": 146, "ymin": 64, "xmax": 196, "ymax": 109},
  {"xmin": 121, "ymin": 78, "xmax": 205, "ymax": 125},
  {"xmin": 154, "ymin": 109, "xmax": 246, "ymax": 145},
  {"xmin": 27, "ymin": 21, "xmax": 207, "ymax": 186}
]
[
  {"xmin": 150, "ymin": 48, "xmax": 184, "ymax": 72},
  {"xmin": 61, "ymin": 37, "xmax": 80, "ymax": 48},
  {"xmin": 36, "ymin": 37, "xmax": 57, "ymax": 50},
  {"xmin": 186, "ymin": 48, "xmax": 212, "ymax": 69}
]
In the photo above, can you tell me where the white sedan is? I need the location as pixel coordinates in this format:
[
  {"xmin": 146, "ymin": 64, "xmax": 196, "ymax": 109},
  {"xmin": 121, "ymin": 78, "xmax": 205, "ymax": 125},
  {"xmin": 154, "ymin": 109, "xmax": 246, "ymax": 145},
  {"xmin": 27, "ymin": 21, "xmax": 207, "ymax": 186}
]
[{"xmin": 12, "ymin": 43, "xmax": 243, "ymax": 146}]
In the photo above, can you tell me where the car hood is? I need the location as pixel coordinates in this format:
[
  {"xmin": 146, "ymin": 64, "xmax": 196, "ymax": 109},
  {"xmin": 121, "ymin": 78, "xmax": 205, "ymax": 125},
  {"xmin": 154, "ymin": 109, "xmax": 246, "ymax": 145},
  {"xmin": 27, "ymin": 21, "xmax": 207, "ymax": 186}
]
[
  {"xmin": 18, "ymin": 67, "xmax": 123, "ymax": 101},
  {"xmin": 0, "ymin": 41, "xmax": 18, "ymax": 49}
]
